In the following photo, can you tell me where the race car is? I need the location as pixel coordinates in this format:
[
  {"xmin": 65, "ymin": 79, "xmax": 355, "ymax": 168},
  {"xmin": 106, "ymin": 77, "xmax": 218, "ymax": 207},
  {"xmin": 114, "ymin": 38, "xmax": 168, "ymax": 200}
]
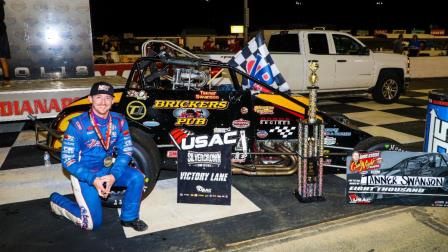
[{"xmin": 34, "ymin": 55, "xmax": 405, "ymax": 207}]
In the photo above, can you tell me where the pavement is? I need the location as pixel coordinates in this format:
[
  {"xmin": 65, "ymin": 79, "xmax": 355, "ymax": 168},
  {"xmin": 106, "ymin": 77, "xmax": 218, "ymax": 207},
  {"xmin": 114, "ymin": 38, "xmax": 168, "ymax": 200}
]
[{"xmin": 219, "ymin": 206, "xmax": 448, "ymax": 252}]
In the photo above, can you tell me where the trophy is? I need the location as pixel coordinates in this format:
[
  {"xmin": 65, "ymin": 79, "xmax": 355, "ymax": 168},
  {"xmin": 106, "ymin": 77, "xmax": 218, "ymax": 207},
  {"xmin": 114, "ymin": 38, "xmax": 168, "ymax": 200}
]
[{"xmin": 294, "ymin": 60, "xmax": 325, "ymax": 202}]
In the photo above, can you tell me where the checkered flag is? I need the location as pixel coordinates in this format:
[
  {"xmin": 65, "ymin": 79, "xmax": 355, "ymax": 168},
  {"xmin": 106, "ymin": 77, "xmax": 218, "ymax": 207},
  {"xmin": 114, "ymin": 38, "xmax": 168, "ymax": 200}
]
[{"xmin": 228, "ymin": 33, "xmax": 290, "ymax": 93}]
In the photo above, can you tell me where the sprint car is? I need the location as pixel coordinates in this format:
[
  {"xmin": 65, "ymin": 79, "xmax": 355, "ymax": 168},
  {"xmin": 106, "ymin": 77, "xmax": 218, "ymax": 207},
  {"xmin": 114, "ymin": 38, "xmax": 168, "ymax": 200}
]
[{"xmin": 34, "ymin": 54, "xmax": 405, "ymax": 207}]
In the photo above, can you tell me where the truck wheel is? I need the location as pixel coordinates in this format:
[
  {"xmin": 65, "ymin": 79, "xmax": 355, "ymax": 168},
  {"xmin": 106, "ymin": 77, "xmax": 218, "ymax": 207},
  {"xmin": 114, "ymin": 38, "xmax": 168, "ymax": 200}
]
[
  {"xmin": 372, "ymin": 72, "xmax": 401, "ymax": 104},
  {"xmin": 102, "ymin": 127, "xmax": 161, "ymax": 208},
  {"xmin": 354, "ymin": 136, "xmax": 405, "ymax": 152}
]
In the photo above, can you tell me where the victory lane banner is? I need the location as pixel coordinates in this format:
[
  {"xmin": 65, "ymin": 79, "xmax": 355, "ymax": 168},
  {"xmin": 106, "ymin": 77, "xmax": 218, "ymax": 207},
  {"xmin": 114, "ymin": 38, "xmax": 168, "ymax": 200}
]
[
  {"xmin": 346, "ymin": 151, "xmax": 448, "ymax": 207},
  {"xmin": 172, "ymin": 129, "xmax": 237, "ymax": 205}
]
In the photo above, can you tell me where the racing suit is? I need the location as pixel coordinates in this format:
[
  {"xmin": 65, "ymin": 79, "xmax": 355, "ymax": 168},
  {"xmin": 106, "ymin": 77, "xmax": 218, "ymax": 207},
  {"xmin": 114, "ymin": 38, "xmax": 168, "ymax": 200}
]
[{"xmin": 50, "ymin": 111, "xmax": 144, "ymax": 230}]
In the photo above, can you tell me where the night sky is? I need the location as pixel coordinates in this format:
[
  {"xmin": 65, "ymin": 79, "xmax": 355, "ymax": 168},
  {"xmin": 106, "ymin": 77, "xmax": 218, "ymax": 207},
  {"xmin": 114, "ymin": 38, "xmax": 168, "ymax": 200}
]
[{"xmin": 89, "ymin": 0, "xmax": 447, "ymax": 36}]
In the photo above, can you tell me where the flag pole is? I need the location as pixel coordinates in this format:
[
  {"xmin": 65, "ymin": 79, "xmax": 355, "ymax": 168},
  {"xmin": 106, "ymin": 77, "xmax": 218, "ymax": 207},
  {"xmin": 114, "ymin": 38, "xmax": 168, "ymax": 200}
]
[{"xmin": 244, "ymin": 0, "xmax": 249, "ymax": 43}]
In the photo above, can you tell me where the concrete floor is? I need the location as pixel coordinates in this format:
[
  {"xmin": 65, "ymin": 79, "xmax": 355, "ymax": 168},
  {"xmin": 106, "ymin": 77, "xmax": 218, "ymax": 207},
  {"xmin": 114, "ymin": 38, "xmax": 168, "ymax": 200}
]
[{"xmin": 218, "ymin": 206, "xmax": 448, "ymax": 252}]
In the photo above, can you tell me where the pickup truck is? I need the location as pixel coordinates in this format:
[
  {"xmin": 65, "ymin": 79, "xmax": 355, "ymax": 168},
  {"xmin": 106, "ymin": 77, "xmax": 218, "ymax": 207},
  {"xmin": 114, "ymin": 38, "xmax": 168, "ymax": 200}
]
[{"xmin": 208, "ymin": 30, "xmax": 411, "ymax": 104}]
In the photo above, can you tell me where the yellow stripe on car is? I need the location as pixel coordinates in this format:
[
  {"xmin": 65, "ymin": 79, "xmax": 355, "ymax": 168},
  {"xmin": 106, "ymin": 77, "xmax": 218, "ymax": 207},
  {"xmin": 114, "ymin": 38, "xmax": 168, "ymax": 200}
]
[
  {"xmin": 256, "ymin": 94, "xmax": 322, "ymax": 121},
  {"xmin": 256, "ymin": 94, "xmax": 309, "ymax": 114}
]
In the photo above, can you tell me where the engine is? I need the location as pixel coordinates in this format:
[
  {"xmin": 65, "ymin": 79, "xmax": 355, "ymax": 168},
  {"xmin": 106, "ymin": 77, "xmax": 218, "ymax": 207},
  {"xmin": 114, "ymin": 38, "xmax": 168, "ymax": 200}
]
[{"xmin": 172, "ymin": 67, "xmax": 209, "ymax": 90}]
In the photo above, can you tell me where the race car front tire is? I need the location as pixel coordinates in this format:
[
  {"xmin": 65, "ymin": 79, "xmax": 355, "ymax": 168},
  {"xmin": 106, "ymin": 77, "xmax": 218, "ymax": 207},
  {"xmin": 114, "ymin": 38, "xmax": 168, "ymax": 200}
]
[{"xmin": 102, "ymin": 127, "xmax": 161, "ymax": 208}]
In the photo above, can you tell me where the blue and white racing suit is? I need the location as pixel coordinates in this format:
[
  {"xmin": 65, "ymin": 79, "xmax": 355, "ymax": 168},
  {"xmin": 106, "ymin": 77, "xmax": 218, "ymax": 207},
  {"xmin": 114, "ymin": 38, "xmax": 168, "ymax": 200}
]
[{"xmin": 50, "ymin": 111, "xmax": 144, "ymax": 230}]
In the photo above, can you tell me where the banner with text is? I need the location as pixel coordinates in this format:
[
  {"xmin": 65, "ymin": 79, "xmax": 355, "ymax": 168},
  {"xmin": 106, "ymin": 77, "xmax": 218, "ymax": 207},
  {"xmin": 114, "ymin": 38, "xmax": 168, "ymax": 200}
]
[
  {"xmin": 176, "ymin": 133, "xmax": 233, "ymax": 205},
  {"xmin": 347, "ymin": 151, "xmax": 448, "ymax": 207}
]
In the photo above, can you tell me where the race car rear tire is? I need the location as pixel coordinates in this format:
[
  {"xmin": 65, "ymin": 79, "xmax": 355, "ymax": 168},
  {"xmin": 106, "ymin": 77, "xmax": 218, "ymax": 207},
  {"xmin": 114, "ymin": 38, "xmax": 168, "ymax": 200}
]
[
  {"xmin": 354, "ymin": 136, "xmax": 405, "ymax": 152},
  {"xmin": 102, "ymin": 127, "xmax": 161, "ymax": 208}
]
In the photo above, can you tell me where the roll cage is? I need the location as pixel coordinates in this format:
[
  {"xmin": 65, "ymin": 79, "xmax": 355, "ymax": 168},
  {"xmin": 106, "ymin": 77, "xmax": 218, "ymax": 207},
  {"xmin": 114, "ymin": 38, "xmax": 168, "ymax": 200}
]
[{"xmin": 123, "ymin": 56, "xmax": 314, "ymax": 119}]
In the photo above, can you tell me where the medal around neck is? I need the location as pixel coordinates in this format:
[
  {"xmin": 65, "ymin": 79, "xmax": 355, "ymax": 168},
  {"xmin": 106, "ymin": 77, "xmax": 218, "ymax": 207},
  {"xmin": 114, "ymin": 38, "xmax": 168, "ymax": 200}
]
[{"xmin": 104, "ymin": 156, "xmax": 114, "ymax": 168}]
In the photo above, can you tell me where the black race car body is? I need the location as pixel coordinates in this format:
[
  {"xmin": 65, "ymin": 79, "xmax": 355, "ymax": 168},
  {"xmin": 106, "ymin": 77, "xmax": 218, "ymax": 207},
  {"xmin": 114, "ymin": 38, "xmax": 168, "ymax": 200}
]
[{"xmin": 39, "ymin": 55, "xmax": 403, "ymax": 203}]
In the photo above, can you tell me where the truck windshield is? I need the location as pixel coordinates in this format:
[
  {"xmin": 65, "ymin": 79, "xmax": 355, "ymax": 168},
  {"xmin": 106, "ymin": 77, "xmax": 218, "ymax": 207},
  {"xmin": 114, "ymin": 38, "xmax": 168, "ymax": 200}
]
[{"xmin": 268, "ymin": 34, "xmax": 300, "ymax": 53}]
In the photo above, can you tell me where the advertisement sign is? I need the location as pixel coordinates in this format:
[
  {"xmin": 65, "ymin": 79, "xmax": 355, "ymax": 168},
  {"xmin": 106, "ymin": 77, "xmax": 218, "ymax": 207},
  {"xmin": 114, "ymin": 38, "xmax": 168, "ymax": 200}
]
[
  {"xmin": 0, "ymin": 88, "xmax": 88, "ymax": 121},
  {"xmin": 3, "ymin": 0, "xmax": 94, "ymax": 80},
  {"xmin": 347, "ymin": 151, "xmax": 448, "ymax": 207},
  {"xmin": 173, "ymin": 129, "xmax": 235, "ymax": 205},
  {"xmin": 424, "ymin": 90, "xmax": 448, "ymax": 153}
]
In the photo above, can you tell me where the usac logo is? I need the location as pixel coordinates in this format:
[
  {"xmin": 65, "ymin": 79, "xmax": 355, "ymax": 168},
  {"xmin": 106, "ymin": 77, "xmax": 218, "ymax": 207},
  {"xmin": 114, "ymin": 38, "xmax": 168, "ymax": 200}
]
[{"xmin": 126, "ymin": 101, "xmax": 146, "ymax": 120}]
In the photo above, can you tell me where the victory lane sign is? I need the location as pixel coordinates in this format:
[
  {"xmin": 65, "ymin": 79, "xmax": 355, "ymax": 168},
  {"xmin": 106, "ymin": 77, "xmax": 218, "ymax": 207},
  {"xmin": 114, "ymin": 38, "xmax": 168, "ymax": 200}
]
[{"xmin": 173, "ymin": 130, "xmax": 237, "ymax": 205}]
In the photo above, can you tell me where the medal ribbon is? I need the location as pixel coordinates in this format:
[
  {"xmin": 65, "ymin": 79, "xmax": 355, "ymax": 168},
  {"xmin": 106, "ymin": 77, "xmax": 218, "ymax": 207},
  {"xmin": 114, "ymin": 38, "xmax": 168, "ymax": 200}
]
[{"xmin": 89, "ymin": 110, "xmax": 112, "ymax": 152}]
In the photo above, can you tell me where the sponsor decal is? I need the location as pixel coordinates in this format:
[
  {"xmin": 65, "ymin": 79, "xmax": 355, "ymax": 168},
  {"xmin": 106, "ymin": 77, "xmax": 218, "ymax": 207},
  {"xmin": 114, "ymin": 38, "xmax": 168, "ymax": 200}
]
[
  {"xmin": 175, "ymin": 118, "xmax": 207, "ymax": 126},
  {"xmin": 65, "ymin": 159, "xmax": 76, "ymax": 167},
  {"xmin": 260, "ymin": 117, "xmax": 291, "ymax": 125},
  {"xmin": 383, "ymin": 144, "xmax": 404, "ymax": 151},
  {"xmin": 167, "ymin": 150, "xmax": 178, "ymax": 158},
  {"xmin": 126, "ymin": 100, "xmax": 146, "ymax": 120},
  {"xmin": 213, "ymin": 127, "xmax": 231, "ymax": 134},
  {"xmin": 324, "ymin": 136, "xmax": 337, "ymax": 145},
  {"xmin": 240, "ymin": 107, "xmax": 248, "ymax": 114},
  {"xmin": 169, "ymin": 128, "xmax": 195, "ymax": 150},
  {"xmin": 325, "ymin": 128, "xmax": 352, "ymax": 137},
  {"xmin": 232, "ymin": 118, "xmax": 250, "ymax": 129},
  {"xmin": 63, "ymin": 146, "xmax": 74, "ymax": 154},
  {"xmin": 180, "ymin": 131, "xmax": 239, "ymax": 150},
  {"xmin": 349, "ymin": 151, "xmax": 382, "ymax": 173},
  {"xmin": 348, "ymin": 194, "xmax": 373, "ymax": 204},
  {"xmin": 254, "ymin": 105, "xmax": 275, "ymax": 115},
  {"xmin": 98, "ymin": 84, "xmax": 110, "ymax": 91},
  {"xmin": 153, "ymin": 100, "xmax": 228, "ymax": 110},
  {"xmin": 173, "ymin": 108, "xmax": 209, "ymax": 126},
  {"xmin": 127, "ymin": 90, "xmax": 148, "ymax": 100},
  {"xmin": 143, "ymin": 121, "xmax": 160, "ymax": 127},
  {"xmin": 187, "ymin": 151, "xmax": 221, "ymax": 167},
  {"xmin": 195, "ymin": 91, "xmax": 219, "ymax": 100},
  {"xmin": 64, "ymin": 134, "xmax": 74, "ymax": 141},
  {"xmin": 124, "ymin": 140, "xmax": 133, "ymax": 146},
  {"xmin": 85, "ymin": 139, "xmax": 101, "ymax": 148},
  {"xmin": 256, "ymin": 130, "xmax": 268, "ymax": 139},
  {"xmin": 75, "ymin": 121, "xmax": 83, "ymax": 130},
  {"xmin": 269, "ymin": 126, "xmax": 297, "ymax": 138},
  {"xmin": 61, "ymin": 154, "xmax": 74, "ymax": 160},
  {"xmin": 235, "ymin": 134, "xmax": 248, "ymax": 151},
  {"xmin": 80, "ymin": 207, "xmax": 90, "ymax": 230},
  {"xmin": 196, "ymin": 185, "xmax": 212, "ymax": 193},
  {"xmin": 173, "ymin": 108, "xmax": 209, "ymax": 119},
  {"xmin": 232, "ymin": 152, "xmax": 248, "ymax": 163}
]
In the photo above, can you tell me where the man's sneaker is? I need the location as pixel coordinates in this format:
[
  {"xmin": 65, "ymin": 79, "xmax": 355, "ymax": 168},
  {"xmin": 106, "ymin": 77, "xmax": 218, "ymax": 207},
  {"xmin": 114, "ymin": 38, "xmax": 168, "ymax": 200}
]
[{"xmin": 121, "ymin": 219, "xmax": 148, "ymax": 232}]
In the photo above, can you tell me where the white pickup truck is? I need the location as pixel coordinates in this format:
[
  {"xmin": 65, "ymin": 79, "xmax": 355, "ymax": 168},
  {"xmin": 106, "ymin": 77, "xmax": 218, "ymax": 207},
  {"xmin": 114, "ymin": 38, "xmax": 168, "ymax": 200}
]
[{"xmin": 208, "ymin": 30, "xmax": 411, "ymax": 104}]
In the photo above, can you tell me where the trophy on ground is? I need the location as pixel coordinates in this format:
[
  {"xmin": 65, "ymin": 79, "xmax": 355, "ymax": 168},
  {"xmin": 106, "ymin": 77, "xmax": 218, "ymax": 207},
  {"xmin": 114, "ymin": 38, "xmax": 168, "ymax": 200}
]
[{"xmin": 294, "ymin": 60, "xmax": 325, "ymax": 202}]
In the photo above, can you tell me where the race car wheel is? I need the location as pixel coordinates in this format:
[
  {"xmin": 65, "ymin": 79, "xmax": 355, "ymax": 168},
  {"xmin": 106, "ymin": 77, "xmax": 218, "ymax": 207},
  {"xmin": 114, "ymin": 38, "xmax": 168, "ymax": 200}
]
[
  {"xmin": 354, "ymin": 136, "xmax": 405, "ymax": 152},
  {"xmin": 372, "ymin": 71, "xmax": 401, "ymax": 104},
  {"xmin": 102, "ymin": 127, "xmax": 161, "ymax": 208}
]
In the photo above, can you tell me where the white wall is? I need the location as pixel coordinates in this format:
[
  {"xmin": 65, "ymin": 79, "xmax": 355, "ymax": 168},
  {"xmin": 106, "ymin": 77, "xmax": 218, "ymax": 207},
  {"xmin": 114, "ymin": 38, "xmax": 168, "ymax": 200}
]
[{"xmin": 410, "ymin": 57, "xmax": 448, "ymax": 78}]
